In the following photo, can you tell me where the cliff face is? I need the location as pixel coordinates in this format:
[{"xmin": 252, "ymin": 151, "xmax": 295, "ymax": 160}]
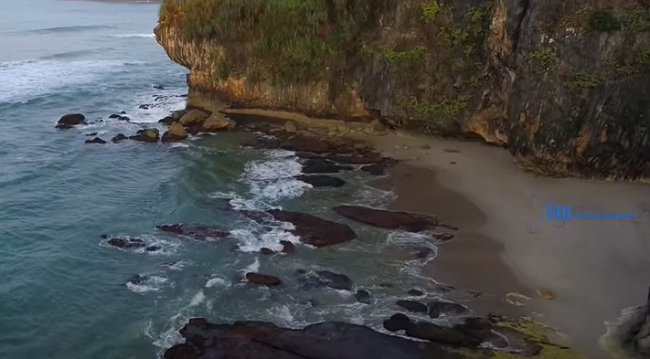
[{"xmin": 156, "ymin": 0, "xmax": 650, "ymax": 179}]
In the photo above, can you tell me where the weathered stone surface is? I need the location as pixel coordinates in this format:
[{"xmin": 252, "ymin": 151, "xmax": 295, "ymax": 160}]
[
  {"xmin": 157, "ymin": 223, "xmax": 229, "ymax": 240},
  {"xmin": 85, "ymin": 137, "xmax": 106, "ymax": 144},
  {"xmin": 111, "ymin": 133, "xmax": 128, "ymax": 143},
  {"xmin": 355, "ymin": 289, "xmax": 372, "ymax": 304},
  {"xmin": 246, "ymin": 272, "xmax": 281, "ymax": 286},
  {"xmin": 333, "ymin": 206, "xmax": 439, "ymax": 232},
  {"xmin": 267, "ymin": 210, "xmax": 356, "ymax": 247},
  {"xmin": 130, "ymin": 129, "xmax": 160, "ymax": 142},
  {"xmin": 159, "ymin": 116, "xmax": 174, "ymax": 125},
  {"xmin": 202, "ymin": 113, "xmax": 236, "ymax": 131},
  {"xmin": 56, "ymin": 113, "xmax": 86, "ymax": 129},
  {"xmin": 296, "ymin": 175, "xmax": 345, "ymax": 187},
  {"xmin": 296, "ymin": 270, "xmax": 353, "ymax": 291},
  {"xmin": 179, "ymin": 109, "xmax": 209, "ymax": 126},
  {"xmin": 383, "ymin": 313, "xmax": 412, "ymax": 332},
  {"xmin": 405, "ymin": 321, "xmax": 483, "ymax": 347},
  {"xmin": 161, "ymin": 122, "xmax": 188, "ymax": 143},
  {"xmin": 427, "ymin": 301, "xmax": 469, "ymax": 318},
  {"xmin": 302, "ymin": 158, "xmax": 350, "ymax": 174},
  {"xmin": 171, "ymin": 109, "xmax": 187, "ymax": 121},
  {"xmin": 280, "ymin": 240, "xmax": 295, "ymax": 253},
  {"xmin": 396, "ymin": 300, "xmax": 428, "ymax": 314},
  {"xmin": 284, "ymin": 121, "xmax": 297, "ymax": 133}
]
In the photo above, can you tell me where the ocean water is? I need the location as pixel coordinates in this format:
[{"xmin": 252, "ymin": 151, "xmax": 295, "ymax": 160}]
[{"xmin": 0, "ymin": 1, "xmax": 443, "ymax": 358}]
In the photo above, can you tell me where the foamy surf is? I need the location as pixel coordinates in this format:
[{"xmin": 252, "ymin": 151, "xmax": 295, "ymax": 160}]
[{"xmin": 126, "ymin": 274, "xmax": 169, "ymax": 294}]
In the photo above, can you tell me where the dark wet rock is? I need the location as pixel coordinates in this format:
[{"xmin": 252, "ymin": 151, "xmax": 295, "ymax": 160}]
[
  {"xmin": 296, "ymin": 270, "xmax": 353, "ymax": 291},
  {"xmin": 408, "ymin": 289, "xmax": 424, "ymax": 296},
  {"xmin": 333, "ymin": 205, "xmax": 439, "ymax": 233},
  {"xmin": 153, "ymin": 84, "xmax": 165, "ymax": 90},
  {"xmin": 246, "ymin": 272, "xmax": 281, "ymax": 286},
  {"xmin": 111, "ymin": 133, "xmax": 128, "ymax": 143},
  {"xmin": 139, "ymin": 104, "xmax": 151, "ymax": 110},
  {"xmin": 117, "ymin": 116, "xmax": 130, "ymax": 122},
  {"xmin": 107, "ymin": 237, "xmax": 146, "ymax": 249},
  {"xmin": 179, "ymin": 109, "xmax": 209, "ymax": 126},
  {"xmin": 450, "ymin": 161, "xmax": 457, "ymax": 165},
  {"xmin": 383, "ymin": 313, "xmax": 412, "ymax": 332},
  {"xmin": 302, "ymin": 158, "xmax": 350, "ymax": 174},
  {"xmin": 158, "ymin": 116, "xmax": 174, "ymax": 126},
  {"xmin": 405, "ymin": 321, "xmax": 483, "ymax": 347},
  {"xmin": 56, "ymin": 113, "xmax": 86, "ymax": 129},
  {"xmin": 125, "ymin": 274, "xmax": 146, "ymax": 285},
  {"xmin": 397, "ymin": 300, "xmax": 428, "ymax": 314},
  {"xmin": 267, "ymin": 210, "xmax": 356, "ymax": 247},
  {"xmin": 427, "ymin": 301, "xmax": 469, "ymax": 318},
  {"xmin": 85, "ymin": 137, "xmax": 106, "ymax": 144},
  {"xmin": 413, "ymin": 247, "xmax": 433, "ymax": 259},
  {"xmin": 355, "ymin": 290, "xmax": 371, "ymax": 304},
  {"xmin": 239, "ymin": 210, "xmax": 272, "ymax": 223},
  {"xmin": 171, "ymin": 109, "xmax": 187, "ymax": 121},
  {"xmin": 280, "ymin": 240, "xmax": 295, "ymax": 253},
  {"xmin": 164, "ymin": 319, "xmax": 466, "ymax": 359},
  {"xmin": 361, "ymin": 163, "xmax": 386, "ymax": 176},
  {"xmin": 157, "ymin": 224, "xmax": 229, "ymax": 240},
  {"xmin": 145, "ymin": 245, "xmax": 162, "ymax": 252},
  {"xmin": 130, "ymin": 129, "xmax": 160, "ymax": 142},
  {"xmin": 85, "ymin": 132, "xmax": 98, "ymax": 136},
  {"xmin": 296, "ymin": 175, "xmax": 345, "ymax": 187},
  {"xmin": 109, "ymin": 114, "xmax": 121, "ymax": 119},
  {"xmin": 261, "ymin": 248, "xmax": 275, "ymax": 255},
  {"xmin": 162, "ymin": 123, "xmax": 188, "ymax": 143}
]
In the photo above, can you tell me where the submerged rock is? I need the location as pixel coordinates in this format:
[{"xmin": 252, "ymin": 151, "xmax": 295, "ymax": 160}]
[
  {"xmin": 427, "ymin": 301, "xmax": 469, "ymax": 318},
  {"xmin": 111, "ymin": 133, "xmax": 128, "ymax": 143},
  {"xmin": 267, "ymin": 210, "xmax": 356, "ymax": 247},
  {"xmin": 333, "ymin": 205, "xmax": 440, "ymax": 233},
  {"xmin": 85, "ymin": 132, "xmax": 98, "ymax": 137},
  {"xmin": 56, "ymin": 113, "xmax": 86, "ymax": 129},
  {"xmin": 302, "ymin": 158, "xmax": 350, "ymax": 174},
  {"xmin": 246, "ymin": 272, "xmax": 281, "ymax": 286},
  {"xmin": 130, "ymin": 129, "xmax": 160, "ymax": 142},
  {"xmin": 296, "ymin": 270, "xmax": 353, "ymax": 291},
  {"xmin": 355, "ymin": 289, "xmax": 372, "ymax": 304},
  {"xmin": 260, "ymin": 248, "xmax": 275, "ymax": 255},
  {"xmin": 296, "ymin": 175, "xmax": 345, "ymax": 187},
  {"xmin": 383, "ymin": 313, "xmax": 412, "ymax": 332},
  {"xmin": 84, "ymin": 137, "xmax": 106, "ymax": 144},
  {"xmin": 396, "ymin": 300, "xmax": 428, "ymax": 314},
  {"xmin": 280, "ymin": 240, "xmax": 295, "ymax": 253},
  {"xmin": 106, "ymin": 237, "xmax": 146, "ymax": 249},
  {"xmin": 157, "ymin": 223, "xmax": 229, "ymax": 240},
  {"xmin": 407, "ymin": 289, "xmax": 424, "ymax": 296}
]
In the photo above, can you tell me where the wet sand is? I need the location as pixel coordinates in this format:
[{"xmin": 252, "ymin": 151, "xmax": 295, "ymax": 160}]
[{"xmin": 369, "ymin": 130, "xmax": 650, "ymax": 359}]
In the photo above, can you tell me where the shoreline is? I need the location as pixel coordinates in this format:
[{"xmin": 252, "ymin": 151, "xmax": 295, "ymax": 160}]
[{"xmin": 367, "ymin": 129, "xmax": 650, "ymax": 359}]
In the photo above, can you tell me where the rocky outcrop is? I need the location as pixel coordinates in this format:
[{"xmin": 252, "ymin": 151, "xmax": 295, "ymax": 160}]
[
  {"xmin": 600, "ymin": 287, "xmax": 650, "ymax": 359},
  {"xmin": 296, "ymin": 175, "xmax": 346, "ymax": 187},
  {"xmin": 333, "ymin": 205, "xmax": 441, "ymax": 233},
  {"xmin": 267, "ymin": 210, "xmax": 356, "ymax": 247},
  {"xmin": 157, "ymin": 223, "xmax": 229, "ymax": 240},
  {"xmin": 130, "ymin": 129, "xmax": 160, "ymax": 143},
  {"xmin": 296, "ymin": 269, "xmax": 354, "ymax": 291},
  {"xmin": 245, "ymin": 272, "xmax": 281, "ymax": 286},
  {"xmin": 85, "ymin": 137, "xmax": 106, "ymax": 144},
  {"xmin": 156, "ymin": 0, "xmax": 650, "ymax": 179},
  {"xmin": 56, "ymin": 113, "xmax": 86, "ymax": 129}
]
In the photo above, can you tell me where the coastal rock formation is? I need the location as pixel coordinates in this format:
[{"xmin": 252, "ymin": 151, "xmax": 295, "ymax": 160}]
[
  {"xmin": 397, "ymin": 300, "xmax": 429, "ymax": 314},
  {"xmin": 157, "ymin": 223, "xmax": 229, "ymax": 240},
  {"xmin": 428, "ymin": 300, "xmax": 470, "ymax": 318},
  {"xmin": 267, "ymin": 210, "xmax": 356, "ymax": 247},
  {"xmin": 245, "ymin": 272, "xmax": 281, "ymax": 286},
  {"xmin": 296, "ymin": 175, "xmax": 346, "ymax": 187},
  {"xmin": 56, "ymin": 113, "xmax": 86, "ymax": 129},
  {"xmin": 111, "ymin": 133, "xmax": 128, "ymax": 143},
  {"xmin": 302, "ymin": 158, "xmax": 350, "ymax": 174},
  {"xmin": 600, "ymin": 287, "xmax": 650, "ymax": 359},
  {"xmin": 333, "ymin": 205, "xmax": 440, "ymax": 233},
  {"xmin": 130, "ymin": 129, "xmax": 160, "ymax": 143},
  {"xmin": 85, "ymin": 137, "xmax": 106, "ymax": 144},
  {"xmin": 202, "ymin": 113, "xmax": 235, "ymax": 131},
  {"xmin": 156, "ymin": 0, "xmax": 650, "ymax": 179},
  {"xmin": 296, "ymin": 269, "xmax": 354, "ymax": 291}
]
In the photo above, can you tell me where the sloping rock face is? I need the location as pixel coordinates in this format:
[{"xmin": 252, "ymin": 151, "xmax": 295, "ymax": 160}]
[{"xmin": 156, "ymin": 0, "xmax": 650, "ymax": 178}]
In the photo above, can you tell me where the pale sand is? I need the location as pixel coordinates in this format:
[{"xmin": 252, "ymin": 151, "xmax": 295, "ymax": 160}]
[{"xmin": 368, "ymin": 130, "xmax": 650, "ymax": 359}]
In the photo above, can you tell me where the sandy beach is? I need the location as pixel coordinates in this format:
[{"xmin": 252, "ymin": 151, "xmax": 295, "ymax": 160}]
[{"xmin": 369, "ymin": 130, "xmax": 650, "ymax": 359}]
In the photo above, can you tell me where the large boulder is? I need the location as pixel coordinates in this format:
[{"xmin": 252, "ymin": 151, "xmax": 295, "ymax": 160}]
[
  {"xmin": 130, "ymin": 129, "xmax": 160, "ymax": 143},
  {"xmin": 296, "ymin": 175, "xmax": 345, "ymax": 187},
  {"xmin": 333, "ymin": 205, "xmax": 440, "ymax": 233},
  {"xmin": 267, "ymin": 210, "xmax": 356, "ymax": 247},
  {"xmin": 111, "ymin": 133, "xmax": 128, "ymax": 143},
  {"xmin": 179, "ymin": 109, "xmax": 209, "ymax": 126},
  {"xmin": 246, "ymin": 272, "xmax": 281, "ymax": 286},
  {"xmin": 383, "ymin": 313, "xmax": 412, "ymax": 332},
  {"xmin": 203, "ymin": 113, "xmax": 236, "ymax": 131},
  {"xmin": 84, "ymin": 137, "xmax": 106, "ymax": 144},
  {"xmin": 296, "ymin": 270, "xmax": 353, "ymax": 291},
  {"xmin": 162, "ymin": 122, "xmax": 188, "ymax": 142},
  {"xmin": 405, "ymin": 321, "xmax": 483, "ymax": 347},
  {"xmin": 56, "ymin": 113, "xmax": 86, "ymax": 129},
  {"xmin": 302, "ymin": 158, "xmax": 351, "ymax": 174},
  {"xmin": 157, "ymin": 223, "xmax": 229, "ymax": 240}
]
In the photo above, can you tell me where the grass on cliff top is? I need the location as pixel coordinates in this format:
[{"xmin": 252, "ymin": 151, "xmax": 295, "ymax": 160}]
[{"xmin": 160, "ymin": 0, "xmax": 382, "ymax": 83}]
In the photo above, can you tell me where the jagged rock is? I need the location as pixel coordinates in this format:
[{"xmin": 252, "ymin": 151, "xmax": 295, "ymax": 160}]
[
  {"xmin": 171, "ymin": 109, "xmax": 187, "ymax": 121},
  {"xmin": 111, "ymin": 133, "xmax": 128, "ymax": 143},
  {"xmin": 107, "ymin": 237, "xmax": 146, "ymax": 249},
  {"xmin": 383, "ymin": 313, "xmax": 412, "ymax": 332},
  {"xmin": 139, "ymin": 104, "xmax": 151, "ymax": 110},
  {"xmin": 246, "ymin": 272, "xmax": 281, "ymax": 286},
  {"xmin": 284, "ymin": 121, "xmax": 297, "ymax": 133},
  {"xmin": 427, "ymin": 301, "xmax": 469, "ymax": 318},
  {"xmin": 157, "ymin": 223, "xmax": 229, "ymax": 240},
  {"xmin": 153, "ymin": 84, "xmax": 165, "ymax": 90},
  {"xmin": 180, "ymin": 109, "xmax": 209, "ymax": 126},
  {"xmin": 333, "ymin": 206, "xmax": 440, "ymax": 233},
  {"xmin": 158, "ymin": 116, "xmax": 174, "ymax": 125},
  {"xmin": 355, "ymin": 290, "xmax": 372, "ymax": 304},
  {"xmin": 280, "ymin": 240, "xmax": 295, "ymax": 253},
  {"xmin": 85, "ymin": 137, "xmax": 106, "ymax": 144},
  {"xmin": 162, "ymin": 122, "xmax": 187, "ymax": 142},
  {"xmin": 361, "ymin": 163, "xmax": 386, "ymax": 176},
  {"xmin": 260, "ymin": 248, "xmax": 275, "ymax": 255},
  {"xmin": 397, "ymin": 300, "xmax": 428, "ymax": 314},
  {"xmin": 267, "ymin": 210, "xmax": 356, "ymax": 247},
  {"xmin": 56, "ymin": 113, "xmax": 86, "ymax": 129},
  {"xmin": 109, "ymin": 114, "xmax": 121, "ymax": 119},
  {"xmin": 408, "ymin": 289, "xmax": 424, "ymax": 296},
  {"xmin": 296, "ymin": 175, "xmax": 345, "ymax": 187},
  {"xmin": 130, "ymin": 129, "xmax": 160, "ymax": 142},
  {"xmin": 202, "ymin": 113, "xmax": 235, "ymax": 131},
  {"xmin": 302, "ymin": 158, "xmax": 350, "ymax": 174},
  {"xmin": 163, "ymin": 319, "xmax": 470, "ymax": 359},
  {"xmin": 296, "ymin": 270, "xmax": 353, "ymax": 291}
]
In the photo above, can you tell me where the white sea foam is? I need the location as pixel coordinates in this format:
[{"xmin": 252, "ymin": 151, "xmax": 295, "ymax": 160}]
[
  {"xmin": 231, "ymin": 227, "xmax": 300, "ymax": 253},
  {"xmin": 189, "ymin": 290, "xmax": 206, "ymax": 307},
  {"xmin": 243, "ymin": 257, "xmax": 260, "ymax": 274},
  {"xmin": 128, "ymin": 93, "xmax": 186, "ymax": 123},
  {"xmin": 205, "ymin": 276, "xmax": 231, "ymax": 288},
  {"xmin": 126, "ymin": 275, "xmax": 168, "ymax": 294},
  {"xmin": 170, "ymin": 143, "xmax": 190, "ymax": 149}
]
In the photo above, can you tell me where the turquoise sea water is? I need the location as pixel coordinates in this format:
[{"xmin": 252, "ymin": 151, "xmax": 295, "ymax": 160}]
[{"xmin": 0, "ymin": 1, "xmax": 443, "ymax": 358}]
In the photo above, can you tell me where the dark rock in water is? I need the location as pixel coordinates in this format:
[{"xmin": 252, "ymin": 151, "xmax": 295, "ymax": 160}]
[
  {"xmin": 267, "ymin": 210, "xmax": 356, "ymax": 247},
  {"xmin": 355, "ymin": 290, "xmax": 372, "ymax": 304},
  {"xmin": 296, "ymin": 270, "xmax": 353, "ymax": 291},
  {"xmin": 117, "ymin": 116, "xmax": 130, "ymax": 122},
  {"xmin": 396, "ymin": 300, "xmax": 428, "ymax": 314},
  {"xmin": 405, "ymin": 321, "xmax": 483, "ymax": 347},
  {"xmin": 408, "ymin": 289, "xmax": 424, "ymax": 296},
  {"xmin": 280, "ymin": 240, "xmax": 295, "ymax": 253},
  {"xmin": 164, "ymin": 319, "xmax": 460, "ymax": 359},
  {"xmin": 157, "ymin": 223, "xmax": 229, "ymax": 240},
  {"xmin": 153, "ymin": 84, "xmax": 165, "ymax": 90},
  {"xmin": 302, "ymin": 158, "xmax": 350, "ymax": 174},
  {"xmin": 111, "ymin": 133, "xmax": 128, "ymax": 143},
  {"xmin": 260, "ymin": 248, "xmax": 275, "ymax": 255},
  {"xmin": 361, "ymin": 163, "xmax": 386, "ymax": 176},
  {"xmin": 383, "ymin": 313, "xmax": 412, "ymax": 332},
  {"xmin": 239, "ymin": 210, "xmax": 272, "ymax": 223},
  {"xmin": 333, "ymin": 205, "xmax": 439, "ymax": 233},
  {"xmin": 85, "ymin": 137, "xmax": 107, "ymax": 144},
  {"xmin": 145, "ymin": 245, "xmax": 162, "ymax": 252},
  {"xmin": 85, "ymin": 132, "xmax": 98, "ymax": 137},
  {"xmin": 296, "ymin": 175, "xmax": 345, "ymax": 187},
  {"xmin": 107, "ymin": 237, "xmax": 146, "ymax": 249},
  {"xmin": 414, "ymin": 248, "xmax": 433, "ymax": 259},
  {"xmin": 158, "ymin": 116, "xmax": 174, "ymax": 126},
  {"xmin": 427, "ymin": 301, "xmax": 469, "ymax": 318},
  {"xmin": 56, "ymin": 113, "xmax": 86, "ymax": 129},
  {"xmin": 139, "ymin": 104, "xmax": 151, "ymax": 110},
  {"xmin": 126, "ymin": 274, "xmax": 146, "ymax": 285},
  {"xmin": 246, "ymin": 272, "xmax": 281, "ymax": 286},
  {"xmin": 108, "ymin": 114, "xmax": 121, "ymax": 119},
  {"xmin": 129, "ymin": 129, "xmax": 159, "ymax": 142},
  {"xmin": 171, "ymin": 109, "xmax": 187, "ymax": 121}
]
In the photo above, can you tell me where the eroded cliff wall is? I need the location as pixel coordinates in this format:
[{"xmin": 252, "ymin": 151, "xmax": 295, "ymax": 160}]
[{"xmin": 156, "ymin": 0, "xmax": 650, "ymax": 179}]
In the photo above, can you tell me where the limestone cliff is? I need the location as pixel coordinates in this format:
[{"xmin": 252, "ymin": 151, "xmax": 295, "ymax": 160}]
[{"xmin": 155, "ymin": 0, "xmax": 650, "ymax": 179}]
